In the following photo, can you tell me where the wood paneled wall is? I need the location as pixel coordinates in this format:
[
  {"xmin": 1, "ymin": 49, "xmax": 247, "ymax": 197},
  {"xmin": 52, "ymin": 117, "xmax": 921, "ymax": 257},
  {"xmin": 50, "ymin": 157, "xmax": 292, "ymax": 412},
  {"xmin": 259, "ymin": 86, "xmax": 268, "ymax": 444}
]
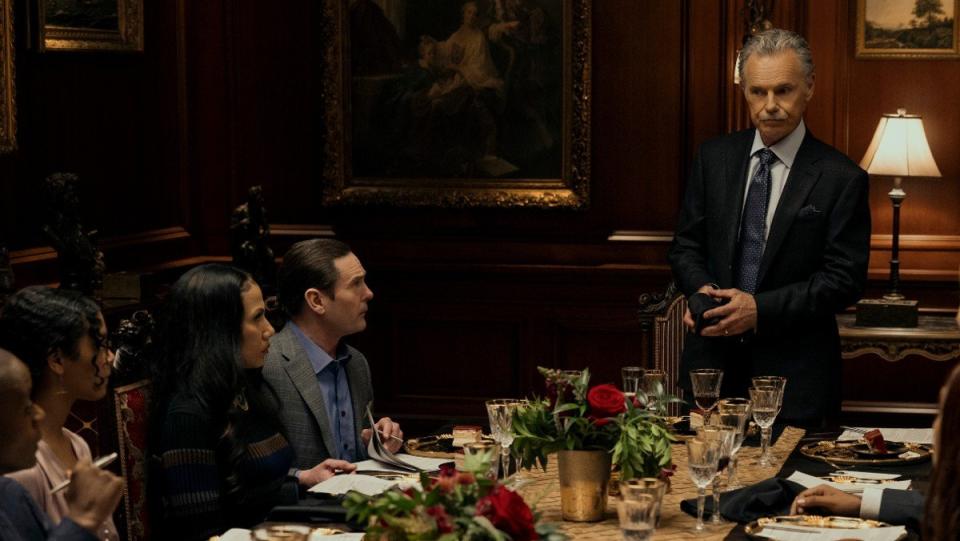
[{"xmin": 3, "ymin": 1, "xmax": 958, "ymax": 427}]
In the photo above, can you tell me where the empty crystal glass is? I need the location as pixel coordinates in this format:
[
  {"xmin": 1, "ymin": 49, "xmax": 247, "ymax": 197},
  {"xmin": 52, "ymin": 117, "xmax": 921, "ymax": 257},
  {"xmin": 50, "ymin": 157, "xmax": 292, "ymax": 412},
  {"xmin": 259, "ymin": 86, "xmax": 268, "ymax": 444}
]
[
  {"xmin": 622, "ymin": 366, "xmax": 643, "ymax": 401},
  {"xmin": 697, "ymin": 425, "xmax": 737, "ymax": 524},
  {"xmin": 716, "ymin": 397, "xmax": 752, "ymax": 489},
  {"xmin": 686, "ymin": 437, "xmax": 721, "ymax": 532}
]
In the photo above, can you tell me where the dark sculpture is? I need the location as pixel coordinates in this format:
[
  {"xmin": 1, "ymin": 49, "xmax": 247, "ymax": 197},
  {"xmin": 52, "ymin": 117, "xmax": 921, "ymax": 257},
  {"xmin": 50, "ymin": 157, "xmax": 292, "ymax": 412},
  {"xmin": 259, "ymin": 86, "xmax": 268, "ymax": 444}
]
[
  {"xmin": 230, "ymin": 185, "xmax": 277, "ymax": 294},
  {"xmin": 110, "ymin": 310, "xmax": 155, "ymax": 385},
  {"xmin": 0, "ymin": 242, "xmax": 14, "ymax": 305},
  {"xmin": 41, "ymin": 173, "xmax": 106, "ymax": 297}
]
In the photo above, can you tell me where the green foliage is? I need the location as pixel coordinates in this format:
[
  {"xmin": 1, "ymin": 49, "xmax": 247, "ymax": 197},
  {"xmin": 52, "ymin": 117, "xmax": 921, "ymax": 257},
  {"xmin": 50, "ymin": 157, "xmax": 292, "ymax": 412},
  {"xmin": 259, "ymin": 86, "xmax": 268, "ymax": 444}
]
[{"xmin": 511, "ymin": 367, "xmax": 679, "ymax": 480}]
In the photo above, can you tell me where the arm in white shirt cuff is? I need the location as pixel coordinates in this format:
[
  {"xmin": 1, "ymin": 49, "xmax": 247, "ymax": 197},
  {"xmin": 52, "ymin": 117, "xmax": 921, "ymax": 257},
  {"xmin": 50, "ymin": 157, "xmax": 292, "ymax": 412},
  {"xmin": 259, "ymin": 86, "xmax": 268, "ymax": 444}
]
[{"xmin": 860, "ymin": 487, "xmax": 884, "ymax": 520}]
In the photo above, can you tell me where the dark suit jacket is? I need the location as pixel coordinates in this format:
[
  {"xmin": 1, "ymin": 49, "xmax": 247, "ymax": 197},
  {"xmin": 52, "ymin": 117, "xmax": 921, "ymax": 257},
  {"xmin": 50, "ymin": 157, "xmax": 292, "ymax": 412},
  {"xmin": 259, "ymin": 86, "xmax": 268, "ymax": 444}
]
[
  {"xmin": 669, "ymin": 128, "xmax": 871, "ymax": 422},
  {"xmin": 878, "ymin": 489, "xmax": 924, "ymax": 532},
  {"xmin": 262, "ymin": 324, "xmax": 374, "ymax": 469}
]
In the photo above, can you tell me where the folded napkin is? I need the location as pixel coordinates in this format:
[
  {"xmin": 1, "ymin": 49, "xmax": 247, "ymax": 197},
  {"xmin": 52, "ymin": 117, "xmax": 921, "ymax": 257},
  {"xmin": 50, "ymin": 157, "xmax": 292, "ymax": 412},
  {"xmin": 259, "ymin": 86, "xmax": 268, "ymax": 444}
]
[
  {"xmin": 752, "ymin": 524, "xmax": 907, "ymax": 541},
  {"xmin": 681, "ymin": 478, "xmax": 806, "ymax": 522},
  {"xmin": 837, "ymin": 427, "xmax": 934, "ymax": 445},
  {"xmin": 786, "ymin": 471, "xmax": 911, "ymax": 494}
]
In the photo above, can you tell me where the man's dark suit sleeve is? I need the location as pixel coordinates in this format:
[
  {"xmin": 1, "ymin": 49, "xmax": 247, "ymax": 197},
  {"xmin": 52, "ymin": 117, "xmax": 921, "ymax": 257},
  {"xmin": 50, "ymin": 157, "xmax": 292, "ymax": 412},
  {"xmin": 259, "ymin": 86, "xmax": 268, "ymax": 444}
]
[
  {"xmin": 669, "ymin": 147, "xmax": 718, "ymax": 297},
  {"xmin": 754, "ymin": 168, "xmax": 870, "ymax": 336}
]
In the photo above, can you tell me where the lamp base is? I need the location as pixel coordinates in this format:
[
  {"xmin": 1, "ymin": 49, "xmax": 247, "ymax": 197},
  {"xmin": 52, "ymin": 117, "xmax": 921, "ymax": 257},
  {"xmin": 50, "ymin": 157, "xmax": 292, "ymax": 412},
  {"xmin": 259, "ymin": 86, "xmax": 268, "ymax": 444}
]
[{"xmin": 855, "ymin": 298, "xmax": 919, "ymax": 328}]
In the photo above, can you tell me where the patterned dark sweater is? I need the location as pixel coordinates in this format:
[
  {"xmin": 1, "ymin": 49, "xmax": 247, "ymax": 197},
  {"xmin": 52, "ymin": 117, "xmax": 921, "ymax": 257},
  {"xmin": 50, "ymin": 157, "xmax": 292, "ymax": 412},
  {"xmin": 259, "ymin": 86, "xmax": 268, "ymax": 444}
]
[{"xmin": 154, "ymin": 393, "xmax": 296, "ymax": 541}]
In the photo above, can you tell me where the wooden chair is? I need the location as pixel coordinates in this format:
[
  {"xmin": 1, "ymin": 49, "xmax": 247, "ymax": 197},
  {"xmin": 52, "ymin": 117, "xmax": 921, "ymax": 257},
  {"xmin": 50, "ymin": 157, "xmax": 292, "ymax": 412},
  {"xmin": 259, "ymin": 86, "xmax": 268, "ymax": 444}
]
[
  {"xmin": 638, "ymin": 282, "xmax": 687, "ymax": 416},
  {"xmin": 113, "ymin": 379, "xmax": 151, "ymax": 541}
]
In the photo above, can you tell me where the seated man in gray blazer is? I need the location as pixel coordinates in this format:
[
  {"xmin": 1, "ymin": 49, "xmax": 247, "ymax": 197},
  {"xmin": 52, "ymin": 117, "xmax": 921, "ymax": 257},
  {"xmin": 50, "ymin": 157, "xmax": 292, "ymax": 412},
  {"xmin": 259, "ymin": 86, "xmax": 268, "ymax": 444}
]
[{"xmin": 263, "ymin": 239, "xmax": 403, "ymax": 482}]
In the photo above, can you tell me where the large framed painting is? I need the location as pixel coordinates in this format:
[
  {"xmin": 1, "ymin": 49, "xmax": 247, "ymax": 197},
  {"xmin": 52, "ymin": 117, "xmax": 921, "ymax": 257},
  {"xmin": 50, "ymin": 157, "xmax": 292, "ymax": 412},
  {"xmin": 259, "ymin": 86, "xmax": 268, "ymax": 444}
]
[
  {"xmin": 322, "ymin": 0, "xmax": 591, "ymax": 208},
  {"xmin": 39, "ymin": 0, "xmax": 144, "ymax": 52},
  {"xmin": 857, "ymin": 0, "xmax": 960, "ymax": 58},
  {"xmin": 0, "ymin": 0, "xmax": 14, "ymax": 153}
]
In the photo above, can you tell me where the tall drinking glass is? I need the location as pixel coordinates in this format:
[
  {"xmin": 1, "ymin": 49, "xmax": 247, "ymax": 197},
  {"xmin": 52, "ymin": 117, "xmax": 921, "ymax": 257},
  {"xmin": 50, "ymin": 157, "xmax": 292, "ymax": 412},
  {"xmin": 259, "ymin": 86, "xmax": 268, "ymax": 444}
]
[
  {"xmin": 463, "ymin": 440, "xmax": 500, "ymax": 480},
  {"xmin": 690, "ymin": 369, "xmax": 723, "ymax": 424},
  {"xmin": 486, "ymin": 399, "xmax": 518, "ymax": 478},
  {"xmin": 752, "ymin": 377, "xmax": 787, "ymax": 460},
  {"xmin": 686, "ymin": 437, "xmax": 720, "ymax": 532},
  {"xmin": 642, "ymin": 369, "xmax": 667, "ymax": 413},
  {"xmin": 620, "ymin": 478, "xmax": 667, "ymax": 528},
  {"xmin": 716, "ymin": 397, "xmax": 751, "ymax": 489},
  {"xmin": 617, "ymin": 491, "xmax": 658, "ymax": 541},
  {"xmin": 622, "ymin": 366, "xmax": 643, "ymax": 402},
  {"xmin": 748, "ymin": 387, "xmax": 779, "ymax": 466},
  {"xmin": 696, "ymin": 425, "xmax": 737, "ymax": 524}
]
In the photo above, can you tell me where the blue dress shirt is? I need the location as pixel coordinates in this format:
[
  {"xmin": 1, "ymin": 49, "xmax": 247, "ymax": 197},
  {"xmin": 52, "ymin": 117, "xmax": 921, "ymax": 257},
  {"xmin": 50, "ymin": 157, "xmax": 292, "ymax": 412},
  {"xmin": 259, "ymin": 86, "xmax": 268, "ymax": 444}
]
[{"xmin": 288, "ymin": 323, "xmax": 360, "ymax": 462}]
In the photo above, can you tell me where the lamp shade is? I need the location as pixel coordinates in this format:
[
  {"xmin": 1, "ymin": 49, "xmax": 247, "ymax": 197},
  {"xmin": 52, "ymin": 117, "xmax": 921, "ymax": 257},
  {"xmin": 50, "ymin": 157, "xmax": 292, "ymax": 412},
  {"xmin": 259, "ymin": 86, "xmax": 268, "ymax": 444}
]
[{"xmin": 859, "ymin": 109, "xmax": 941, "ymax": 178}]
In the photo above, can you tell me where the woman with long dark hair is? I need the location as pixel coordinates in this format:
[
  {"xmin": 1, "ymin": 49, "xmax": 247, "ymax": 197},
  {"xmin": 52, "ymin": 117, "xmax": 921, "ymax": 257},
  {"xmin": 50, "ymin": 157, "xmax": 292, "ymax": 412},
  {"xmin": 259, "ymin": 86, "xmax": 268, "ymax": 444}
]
[
  {"xmin": 0, "ymin": 286, "xmax": 120, "ymax": 540},
  {"xmin": 149, "ymin": 264, "xmax": 352, "ymax": 540},
  {"xmin": 924, "ymin": 359, "xmax": 960, "ymax": 540}
]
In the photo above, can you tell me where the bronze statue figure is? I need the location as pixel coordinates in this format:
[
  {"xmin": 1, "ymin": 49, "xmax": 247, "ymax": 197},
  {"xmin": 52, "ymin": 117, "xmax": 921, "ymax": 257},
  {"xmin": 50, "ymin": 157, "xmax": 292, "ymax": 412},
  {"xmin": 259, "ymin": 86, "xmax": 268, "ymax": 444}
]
[{"xmin": 230, "ymin": 185, "xmax": 277, "ymax": 294}]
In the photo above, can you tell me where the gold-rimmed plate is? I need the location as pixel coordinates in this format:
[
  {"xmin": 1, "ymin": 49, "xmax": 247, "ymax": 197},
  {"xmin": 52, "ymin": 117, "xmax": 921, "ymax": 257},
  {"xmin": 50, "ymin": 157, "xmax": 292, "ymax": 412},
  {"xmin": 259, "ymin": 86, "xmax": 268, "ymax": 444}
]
[
  {"xmin": 404, "ymin": 434, "xmax": 497, "ymax": 459},
  {"xmin": 799, "ymin": 440, "xmax": 932, "ymax": 466},
  {"xmin": 745, "ymin": 515, "xmax": 904, "ymax": 539}
]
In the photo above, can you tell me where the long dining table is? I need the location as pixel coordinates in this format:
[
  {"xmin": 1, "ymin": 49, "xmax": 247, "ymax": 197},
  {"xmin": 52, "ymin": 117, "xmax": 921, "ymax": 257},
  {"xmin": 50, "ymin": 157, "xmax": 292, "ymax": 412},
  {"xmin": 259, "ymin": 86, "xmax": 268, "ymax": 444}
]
[{"xmin": 514, "ymin": 427, "xmax": 808, "ymax": 540}]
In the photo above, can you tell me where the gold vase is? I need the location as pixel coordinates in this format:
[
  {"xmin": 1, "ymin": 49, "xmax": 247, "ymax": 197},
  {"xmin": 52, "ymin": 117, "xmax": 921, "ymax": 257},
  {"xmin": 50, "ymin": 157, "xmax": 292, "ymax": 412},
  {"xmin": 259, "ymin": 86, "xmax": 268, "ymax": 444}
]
[{"xmin": 557, "ymin": 450, "xmax": 612, "ymax": 522}]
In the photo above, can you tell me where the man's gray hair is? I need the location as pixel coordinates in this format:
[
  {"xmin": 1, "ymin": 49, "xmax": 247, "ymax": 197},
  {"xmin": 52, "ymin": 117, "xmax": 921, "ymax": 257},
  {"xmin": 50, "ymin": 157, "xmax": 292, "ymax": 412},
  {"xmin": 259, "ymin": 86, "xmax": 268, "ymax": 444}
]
[{"xmin": 738, "ymin": 29, "xmax": 814, "ymax": 83}]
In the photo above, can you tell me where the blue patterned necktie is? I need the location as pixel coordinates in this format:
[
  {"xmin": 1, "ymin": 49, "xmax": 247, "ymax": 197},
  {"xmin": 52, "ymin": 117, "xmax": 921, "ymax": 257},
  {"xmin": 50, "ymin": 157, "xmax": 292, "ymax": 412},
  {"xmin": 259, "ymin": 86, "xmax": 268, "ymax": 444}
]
[{"xmin": 736, "ymin": 148, "xmax": 778, "ymax": 294}]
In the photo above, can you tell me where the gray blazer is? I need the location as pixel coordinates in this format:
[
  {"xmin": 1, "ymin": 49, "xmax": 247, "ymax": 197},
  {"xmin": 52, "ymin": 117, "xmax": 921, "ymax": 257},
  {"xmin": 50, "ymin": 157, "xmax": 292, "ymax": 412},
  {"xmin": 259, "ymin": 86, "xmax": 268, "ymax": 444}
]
[{"xmin": 262, "ymin": 324, "xmax": 374, "ymax": 469}]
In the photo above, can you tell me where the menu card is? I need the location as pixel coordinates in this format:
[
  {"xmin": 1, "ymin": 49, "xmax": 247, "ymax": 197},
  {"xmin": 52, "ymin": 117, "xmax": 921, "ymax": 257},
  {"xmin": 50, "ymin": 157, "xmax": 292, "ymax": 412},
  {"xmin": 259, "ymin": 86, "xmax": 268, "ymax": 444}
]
[
  {"xmin": 786, "ymin": 471, "xmax": 911, "ymax": 494},
  {"xmin": 753, "ymin": 525, "xmax": 906, "ymax": 541},
  {"xmin": 363, "ymin": 405, "xmax": 453, "ymax": 473},
  {"xmin": 306, "ymin": 473, "xmax": 398, "ymax": 496}
]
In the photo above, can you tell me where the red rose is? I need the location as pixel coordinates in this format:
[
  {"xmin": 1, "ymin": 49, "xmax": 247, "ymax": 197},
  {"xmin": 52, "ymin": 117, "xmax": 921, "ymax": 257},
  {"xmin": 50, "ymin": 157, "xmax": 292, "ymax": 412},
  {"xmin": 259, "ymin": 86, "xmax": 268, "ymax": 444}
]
[
  {"xmin": 587, "ymin": 384, "xmax": 626, "ymax": 418},
  {"xmin": 426, "ymin": 505, "xmax": 454, "ymax": 534},
  {"xmin": 457, "ymin": 471, "xmax": 476, "ymax": 485},
  {"xmin": 476, "ymin": 486, "xmax": 537, "ymax": 541}
]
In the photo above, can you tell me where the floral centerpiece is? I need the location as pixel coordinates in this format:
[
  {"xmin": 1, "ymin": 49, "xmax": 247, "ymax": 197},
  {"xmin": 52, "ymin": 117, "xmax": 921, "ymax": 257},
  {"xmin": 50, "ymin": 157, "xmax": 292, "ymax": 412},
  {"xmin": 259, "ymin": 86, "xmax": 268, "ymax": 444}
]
[
  {"xmin": 511, "ymin": 367, "xmax": 678, "ymax": 521},
  {"xmin": 344, "ymin": 451, "xmax": 566, "ymax": 541}
]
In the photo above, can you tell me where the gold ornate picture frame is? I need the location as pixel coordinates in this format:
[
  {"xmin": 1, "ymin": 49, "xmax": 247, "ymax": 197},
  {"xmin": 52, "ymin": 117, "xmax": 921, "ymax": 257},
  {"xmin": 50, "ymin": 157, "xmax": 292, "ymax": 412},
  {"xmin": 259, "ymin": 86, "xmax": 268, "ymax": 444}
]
[
  {"xmin": 322, "ymin": 0, "xmax": 591, "ymax": 208},
  {"xmin": 856, "ymin": 0, "xmax": 960, "ymax": 58},
  {"xmin": 39, "ymin": 0, "xmax": 143, "ymax": 52},
  {"xmin": 0, "ymin": 0, "xmax": 14, "ymax": 153}
]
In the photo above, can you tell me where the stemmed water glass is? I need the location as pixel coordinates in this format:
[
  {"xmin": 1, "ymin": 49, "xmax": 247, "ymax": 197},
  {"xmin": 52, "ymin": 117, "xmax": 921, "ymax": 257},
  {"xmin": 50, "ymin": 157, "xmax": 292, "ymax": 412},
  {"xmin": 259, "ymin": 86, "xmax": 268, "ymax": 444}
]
[
  {"xmin": 748, "ymin": 387, "xmax": 780, "ymax": 466},
  {"xmin": 686, "ymin": 437, "xmax": 721, "ymax": 532},
  {"xmin": 485, "ymin": 399, "xmax": 519, "ymax": 478},
  {"xmin": 716, "ymin": 397, "xmax": 751, "ymax": 489},
  {"xmin": 690, "ymin": 369, "xmax": 723, "ymax": 425},
  {"xmin": 696, "ymin": 425, "xmax": 737, "ymax": 525},
  {"xmin": 752, "ymin": 376, "xmax": 787, "ymax": 459}
]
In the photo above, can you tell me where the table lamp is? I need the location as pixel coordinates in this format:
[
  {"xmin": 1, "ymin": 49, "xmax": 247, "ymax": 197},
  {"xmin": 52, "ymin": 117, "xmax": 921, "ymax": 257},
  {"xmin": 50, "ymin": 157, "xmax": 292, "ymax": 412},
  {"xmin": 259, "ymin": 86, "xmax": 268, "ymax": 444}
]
[{"xmin": 856, "ymin": 108, "xmax": 941, "ymax": 327}]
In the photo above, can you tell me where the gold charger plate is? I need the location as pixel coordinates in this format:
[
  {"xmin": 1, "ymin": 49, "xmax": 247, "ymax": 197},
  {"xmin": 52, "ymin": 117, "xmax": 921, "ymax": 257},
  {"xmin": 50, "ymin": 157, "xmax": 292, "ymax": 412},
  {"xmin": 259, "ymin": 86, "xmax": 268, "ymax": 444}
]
[
  {"xmin": 745, "ymin": 515, "xmax": 903, "ymax": 539},
  {"xmin": 799, "ymin": 440, "xmax": 932, "ymax": 466},
  {"xmin": 404, "ymin": 434, "xmax": 495, "ymax": 459}
]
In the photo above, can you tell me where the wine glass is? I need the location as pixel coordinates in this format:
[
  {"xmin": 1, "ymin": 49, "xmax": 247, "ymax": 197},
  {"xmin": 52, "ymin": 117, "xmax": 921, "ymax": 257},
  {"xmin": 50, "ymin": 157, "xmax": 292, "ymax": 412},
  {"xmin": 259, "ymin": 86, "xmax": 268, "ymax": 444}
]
[
  {"xmin": 752, "ymin": 376, "xmax": 787, "ymax": 459},
  {"xmin": 686, "ymin": 437, "xmax": 721, "ymax": 532},
  {"xmin": 696, "ymin": 425, "xmax": 737, "ymax": 525},
  {"xmin": 716, "ymin": 397, "xmax": 751, "ymax": 489},
  {"xmin": 485, "ymin": 399, "xmax": 519, "ymax": 478},
  {"xmin": 622, "ymin": 366, "xmax": 643, "ymax": 401},
  {"xmin": 690, "ymin": 369, "xmax": 723, "ymax": 425},
  {"xmin": 748, "ymin": 387, "xmax": 780, "ymax": 466},
  {"xmin": 642, "ymin": 369, "xmax": 667, "ymax": 413}
]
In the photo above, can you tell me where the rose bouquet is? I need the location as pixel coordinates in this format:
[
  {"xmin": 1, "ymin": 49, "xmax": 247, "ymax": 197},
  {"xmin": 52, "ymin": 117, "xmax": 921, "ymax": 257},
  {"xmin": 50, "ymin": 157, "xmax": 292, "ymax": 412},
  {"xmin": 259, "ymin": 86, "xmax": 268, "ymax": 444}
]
[
  {"xmin": 512, "ymin": 367, "xmax": 678, "ymax": 481},
  {"xmin": 343, "ymin": 451, "xmax": 566, "ymax": 541}
]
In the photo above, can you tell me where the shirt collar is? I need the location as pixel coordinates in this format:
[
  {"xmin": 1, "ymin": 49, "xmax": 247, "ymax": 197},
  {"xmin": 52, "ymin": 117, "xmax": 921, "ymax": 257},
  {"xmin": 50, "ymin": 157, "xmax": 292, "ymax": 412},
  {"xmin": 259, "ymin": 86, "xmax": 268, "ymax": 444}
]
[
  {"xmin": 287, "ymin": 321, "xmax": 352, "ymax": 375},
  {"xmin": 750, "ymin": 119, "xmax": 806, "ymax": 168}
]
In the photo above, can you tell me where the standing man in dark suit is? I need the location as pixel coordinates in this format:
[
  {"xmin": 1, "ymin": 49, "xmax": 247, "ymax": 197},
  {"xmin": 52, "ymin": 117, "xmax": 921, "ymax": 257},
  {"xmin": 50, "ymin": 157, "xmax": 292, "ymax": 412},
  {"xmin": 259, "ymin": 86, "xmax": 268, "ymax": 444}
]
[
  {"xmin": 669, "ymin": 29, "xmax": 871, "ymax": 425},
  {"xmin": 263, "ymin": 239, "xmax": 403, "ymax": 477}
]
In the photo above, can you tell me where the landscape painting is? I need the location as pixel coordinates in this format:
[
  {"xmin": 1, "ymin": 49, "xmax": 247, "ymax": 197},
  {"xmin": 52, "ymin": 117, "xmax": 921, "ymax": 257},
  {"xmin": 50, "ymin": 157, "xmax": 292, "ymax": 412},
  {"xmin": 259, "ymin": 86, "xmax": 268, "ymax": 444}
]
[
  {"xmin": 858, "ymin": 0, "xmax": 960, "ymax": 57},
  {"xmin": 40, "ymin": 0, "xmax": 143, "ymax": 51}
]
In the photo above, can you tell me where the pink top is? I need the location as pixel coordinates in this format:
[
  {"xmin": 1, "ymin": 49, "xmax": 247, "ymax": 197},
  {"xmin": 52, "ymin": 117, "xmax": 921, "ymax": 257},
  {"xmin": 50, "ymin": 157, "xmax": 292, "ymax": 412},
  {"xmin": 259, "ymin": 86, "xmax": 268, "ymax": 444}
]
[{"xmin": 5, "ymin": 428, "xmax": 119, "ymax": 540}]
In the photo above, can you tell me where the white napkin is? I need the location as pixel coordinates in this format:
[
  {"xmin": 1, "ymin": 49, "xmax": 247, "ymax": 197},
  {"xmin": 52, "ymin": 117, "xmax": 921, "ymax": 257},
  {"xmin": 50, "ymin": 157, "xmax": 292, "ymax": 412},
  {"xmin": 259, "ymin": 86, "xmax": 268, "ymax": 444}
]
[
  {"xmin": 837, "ymin": 427, "xmax": 934, "ymax": 445},
  {"xmin": 307, "ymin": 473, "xmax": 397, "ymax": 496},
  {"xmin": 754, "ymin": 524, "xmax": 907, "ymax": 541},
  {"xmin": 786, "ymin": 471, "xmax": 911, "ymax": 494}
]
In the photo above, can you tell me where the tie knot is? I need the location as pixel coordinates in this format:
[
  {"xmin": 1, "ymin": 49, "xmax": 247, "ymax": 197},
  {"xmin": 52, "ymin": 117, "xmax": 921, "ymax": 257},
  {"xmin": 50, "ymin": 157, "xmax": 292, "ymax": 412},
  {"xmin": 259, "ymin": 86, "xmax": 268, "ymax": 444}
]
[{"xmin": 756, "ymin": 148, "xmax": 777, "ymax": 166}]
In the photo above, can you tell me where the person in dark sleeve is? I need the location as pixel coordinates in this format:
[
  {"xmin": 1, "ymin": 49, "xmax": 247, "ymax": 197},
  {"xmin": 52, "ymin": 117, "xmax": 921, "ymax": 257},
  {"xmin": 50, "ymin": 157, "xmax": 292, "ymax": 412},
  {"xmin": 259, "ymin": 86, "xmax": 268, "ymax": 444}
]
[
  {"xmin": 668, "ymin": 29, "xmax": 870, "ymax": 426},
  {"xmin": 0, "ymin": 347, "xmax": 123, "ymax": 541},
  {"xmin": 148, "ymin": 264, "xmax": 353, "ymax": 541}
]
